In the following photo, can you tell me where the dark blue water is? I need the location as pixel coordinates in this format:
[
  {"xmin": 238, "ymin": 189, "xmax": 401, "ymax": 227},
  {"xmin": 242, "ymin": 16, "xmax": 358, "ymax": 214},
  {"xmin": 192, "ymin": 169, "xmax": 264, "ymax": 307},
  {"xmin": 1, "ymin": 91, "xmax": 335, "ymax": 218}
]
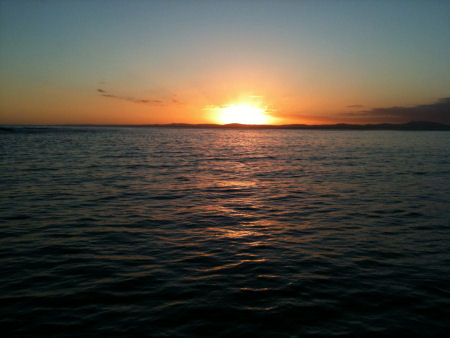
[{"xmin": 1, "ymin": 126, "xmax": 450, "ymax": 336}]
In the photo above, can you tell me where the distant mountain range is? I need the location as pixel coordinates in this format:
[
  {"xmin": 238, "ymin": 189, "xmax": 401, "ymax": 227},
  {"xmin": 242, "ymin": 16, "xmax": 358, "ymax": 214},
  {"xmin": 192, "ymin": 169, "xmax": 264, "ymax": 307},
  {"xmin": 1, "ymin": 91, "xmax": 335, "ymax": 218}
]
[{"xmin": 1, "ymin": 121, "xmax": 450, "ymax": 131}]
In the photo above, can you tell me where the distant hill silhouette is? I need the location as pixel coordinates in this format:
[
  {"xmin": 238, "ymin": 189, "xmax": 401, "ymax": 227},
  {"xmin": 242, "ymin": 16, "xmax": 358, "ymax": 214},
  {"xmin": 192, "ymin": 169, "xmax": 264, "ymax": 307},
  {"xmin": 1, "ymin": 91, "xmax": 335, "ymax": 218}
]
[
  {"xmin": 141, "ymin": 121, "xmax": 450, "ymax": 130},
  {"xmin": 2, "ymin": 121, "xmax": 450, "ymax": 132}
]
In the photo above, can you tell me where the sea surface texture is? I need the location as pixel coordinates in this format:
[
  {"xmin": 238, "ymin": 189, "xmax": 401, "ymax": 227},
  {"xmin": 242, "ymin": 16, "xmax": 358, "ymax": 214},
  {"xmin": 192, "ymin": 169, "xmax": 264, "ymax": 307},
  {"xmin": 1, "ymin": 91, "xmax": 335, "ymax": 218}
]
[{"xmin": 1, "ymin": 127, "xmax": 450, "ymax": 336}]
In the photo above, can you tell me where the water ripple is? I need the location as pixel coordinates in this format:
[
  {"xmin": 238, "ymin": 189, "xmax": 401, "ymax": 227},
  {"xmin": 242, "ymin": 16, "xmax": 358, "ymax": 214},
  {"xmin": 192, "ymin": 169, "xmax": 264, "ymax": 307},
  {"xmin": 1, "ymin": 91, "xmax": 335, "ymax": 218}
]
[{"xmin": 1, "ymin": 128, "xmax": 449, "ymax": 335}]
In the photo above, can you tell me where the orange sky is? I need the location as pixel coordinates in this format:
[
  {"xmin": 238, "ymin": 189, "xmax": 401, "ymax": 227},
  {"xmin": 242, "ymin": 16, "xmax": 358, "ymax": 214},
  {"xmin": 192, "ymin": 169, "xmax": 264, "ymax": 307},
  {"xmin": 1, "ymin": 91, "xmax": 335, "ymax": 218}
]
[{"xmin": 1, "ymin": 1, "xmax": 449, "ymax": 125}]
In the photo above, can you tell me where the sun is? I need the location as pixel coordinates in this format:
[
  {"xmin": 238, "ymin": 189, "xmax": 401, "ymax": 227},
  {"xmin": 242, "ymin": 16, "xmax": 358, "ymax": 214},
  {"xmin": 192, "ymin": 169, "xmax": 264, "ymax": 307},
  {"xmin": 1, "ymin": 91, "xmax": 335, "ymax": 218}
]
[{"xmin": 217, "ymin": 103, "xmax": 270, "ymax": 125}]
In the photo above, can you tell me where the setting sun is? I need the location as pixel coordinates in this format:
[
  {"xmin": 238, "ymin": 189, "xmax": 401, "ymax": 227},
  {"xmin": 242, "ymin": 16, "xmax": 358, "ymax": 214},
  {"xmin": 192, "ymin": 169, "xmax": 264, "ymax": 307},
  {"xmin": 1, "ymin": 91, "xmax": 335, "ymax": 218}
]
[{"xmin": 217, "ymin": 104, "xmax": 270, "ymax": 125}]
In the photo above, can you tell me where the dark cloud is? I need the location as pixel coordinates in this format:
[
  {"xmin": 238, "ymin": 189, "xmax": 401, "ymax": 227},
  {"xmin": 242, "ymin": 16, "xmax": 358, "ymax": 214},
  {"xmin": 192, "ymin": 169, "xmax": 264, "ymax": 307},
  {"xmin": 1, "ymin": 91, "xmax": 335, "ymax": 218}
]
[
  {"xmin": 96, "ymin": 88, "xmax": 164, "ymax": 105},
  {"xmin": 346, "ymin": 97, "xmax": 450, "ymax": 124},
  {"xmin": 347, "ymin": 104, "xmax": 364, "ymax": 108},
  {"xmin": 276, "ymin": 97, "xmax": 450, "ymax": 124}
]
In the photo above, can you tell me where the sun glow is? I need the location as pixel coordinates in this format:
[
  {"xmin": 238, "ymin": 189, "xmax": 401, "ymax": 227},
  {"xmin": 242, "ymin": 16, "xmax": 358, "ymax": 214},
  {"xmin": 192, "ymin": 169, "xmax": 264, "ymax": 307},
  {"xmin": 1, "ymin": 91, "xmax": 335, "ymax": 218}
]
[{"xmin": 217, "ymin": 103, "xmax": 270, "ymax": 125}]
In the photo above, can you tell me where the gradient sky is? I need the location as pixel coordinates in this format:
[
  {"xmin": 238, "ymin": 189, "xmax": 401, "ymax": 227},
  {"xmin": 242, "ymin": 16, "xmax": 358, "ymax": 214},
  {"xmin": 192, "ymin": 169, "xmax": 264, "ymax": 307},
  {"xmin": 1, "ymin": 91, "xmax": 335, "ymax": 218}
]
[{"xmin": 1, "ymin": 0, "xmax": 449, "ymax": 125}]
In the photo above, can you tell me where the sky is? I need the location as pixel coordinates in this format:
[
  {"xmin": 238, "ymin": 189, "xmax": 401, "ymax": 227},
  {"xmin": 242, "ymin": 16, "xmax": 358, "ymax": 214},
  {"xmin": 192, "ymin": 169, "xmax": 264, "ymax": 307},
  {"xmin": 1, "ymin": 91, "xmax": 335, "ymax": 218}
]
[{"xmin": 0, "ymin": 0, "xmax": 449, "ymax": 125}]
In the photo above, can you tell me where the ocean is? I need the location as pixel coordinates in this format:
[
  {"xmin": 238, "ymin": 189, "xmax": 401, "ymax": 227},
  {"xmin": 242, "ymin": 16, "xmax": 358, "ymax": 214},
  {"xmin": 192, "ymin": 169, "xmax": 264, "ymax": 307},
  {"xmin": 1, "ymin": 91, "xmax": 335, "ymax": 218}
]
[{"xmin": 1, "ymin": 126, "xmax": 449, "ymax": 336}]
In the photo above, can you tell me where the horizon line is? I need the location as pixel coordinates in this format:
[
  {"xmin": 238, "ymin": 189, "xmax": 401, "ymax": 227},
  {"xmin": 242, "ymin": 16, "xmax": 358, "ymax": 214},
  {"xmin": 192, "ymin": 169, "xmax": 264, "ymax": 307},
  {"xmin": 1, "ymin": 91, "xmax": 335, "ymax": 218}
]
[{"xmin": 2, "ymin": 121, "xmax": 450, "ymax": 131}]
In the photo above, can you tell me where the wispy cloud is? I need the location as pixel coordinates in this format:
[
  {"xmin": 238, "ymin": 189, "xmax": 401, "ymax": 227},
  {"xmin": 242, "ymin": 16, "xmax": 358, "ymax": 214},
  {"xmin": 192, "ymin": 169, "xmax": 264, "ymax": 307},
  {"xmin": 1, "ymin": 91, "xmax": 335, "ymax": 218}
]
[
  {"xmin": 346, "ymin": 104, "xmax": 364, "ymax": 108},
  {"xmin": 96, "ymin": 88, "xmax": 163, "ymax": 105},
  {"xmin": 345, "ymin": 97, "xmax": 450, "ymax": 124},
  {"xmin": 171, "ymin": 94, "xmax": 183, "ymax": 104}
]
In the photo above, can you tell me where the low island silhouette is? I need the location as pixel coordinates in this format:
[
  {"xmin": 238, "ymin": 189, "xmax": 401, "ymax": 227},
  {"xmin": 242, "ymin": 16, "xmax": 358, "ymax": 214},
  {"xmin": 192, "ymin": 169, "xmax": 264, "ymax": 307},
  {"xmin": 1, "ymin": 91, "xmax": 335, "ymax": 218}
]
[
  {"xmin": 2, "ymin": 121, "xmax": 450, "ymax": 132},
  {"xmin": 154, "ymin": 121, "xmax": 450, "ymax": 130}
]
